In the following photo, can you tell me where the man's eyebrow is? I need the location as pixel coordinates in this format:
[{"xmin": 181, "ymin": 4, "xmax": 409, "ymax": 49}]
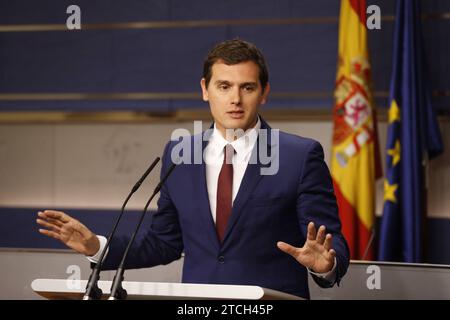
[
  {"xmin": 240, "ymin": 82, "xmax": 258, "ymax": 87},
  {"xmin": 213, "ymin": 80, "xmax": 258, "ymax": 86},
  {"xmin": 214, "ymin": 80, "xmax": 232, "ymax": 85}
]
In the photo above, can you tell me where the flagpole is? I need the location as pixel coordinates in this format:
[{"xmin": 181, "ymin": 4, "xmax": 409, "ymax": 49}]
[{"xmin": 422, "ymin": 153, "xmax": 429, "ymax": 262}]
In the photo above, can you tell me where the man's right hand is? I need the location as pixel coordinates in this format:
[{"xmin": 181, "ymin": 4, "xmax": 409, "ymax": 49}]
[{"xmin": 36, "ymin": 210, "xmax": 100, "ymax": 256}]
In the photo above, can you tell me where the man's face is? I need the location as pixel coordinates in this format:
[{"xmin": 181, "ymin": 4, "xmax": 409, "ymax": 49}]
[{"xmin": 200, "ymin": 60, "xmax": 270, "ymax": 139}]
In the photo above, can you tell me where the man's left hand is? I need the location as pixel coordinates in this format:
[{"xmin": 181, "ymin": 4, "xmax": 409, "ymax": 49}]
[{"xmin": 277, "ymin": 221, "xmax": 335, "ymax": 274}]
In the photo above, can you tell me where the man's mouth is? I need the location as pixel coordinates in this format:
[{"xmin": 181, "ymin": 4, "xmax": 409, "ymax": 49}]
[{"xmin": 227, "ymin": 110, "xmax": 244, "ymax": 119}]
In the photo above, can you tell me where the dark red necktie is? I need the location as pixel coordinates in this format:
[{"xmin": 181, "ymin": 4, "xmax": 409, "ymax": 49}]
[{"xmin": 216, "ymin": 144, "xmax": 234, "ymax": 243}]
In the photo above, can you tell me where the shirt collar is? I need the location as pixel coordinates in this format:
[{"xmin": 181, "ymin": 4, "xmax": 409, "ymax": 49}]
[{"xmin": 209, "ymin": 116, "xmax": 261, "ymax": 158}]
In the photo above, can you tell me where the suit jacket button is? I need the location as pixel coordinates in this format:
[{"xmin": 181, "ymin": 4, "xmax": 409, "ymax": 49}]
[{"xmin": 218, "ymin": 256, "xmax": 225, "ymax": 264}]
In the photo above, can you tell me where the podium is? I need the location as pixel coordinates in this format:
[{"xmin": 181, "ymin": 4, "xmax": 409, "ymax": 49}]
[{"xmin": 31, "ymin": 279, "xmax": 303, "ymax": 300}]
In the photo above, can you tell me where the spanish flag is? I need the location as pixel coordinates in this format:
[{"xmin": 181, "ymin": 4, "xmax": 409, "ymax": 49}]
[{"xmin": 331, "ymin": 0, "xmax": 381, "ymax": 260}]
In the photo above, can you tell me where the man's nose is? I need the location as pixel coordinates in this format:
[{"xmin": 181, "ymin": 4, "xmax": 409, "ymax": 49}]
[{"xmin": 230, "ymin": 87, "xmax": 241, "ymax": 105}]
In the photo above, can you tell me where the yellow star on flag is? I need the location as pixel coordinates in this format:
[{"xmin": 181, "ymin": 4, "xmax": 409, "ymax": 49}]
[
  {"xmin": 388, "ymin": 140, "xmax": 401, "ymax": 166},
  {"xmin": 389, "ymin": 100, "xmax": 401, "ymax": 123},
  {"xmin": 384, "ymin": 179, "xmax": 398, "ymax": 203}
]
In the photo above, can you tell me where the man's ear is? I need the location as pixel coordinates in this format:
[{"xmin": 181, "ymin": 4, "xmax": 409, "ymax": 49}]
[
  {"xmin": 200, "ymin": 78, "xmax": 209, "ymax": 102},
  {"xmin": 260, "ymin": 82, "xmax": 270, "ymax": 105}
]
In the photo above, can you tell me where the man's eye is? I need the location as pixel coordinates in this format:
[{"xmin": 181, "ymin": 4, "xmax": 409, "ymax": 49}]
[
  {"xmin": 218, "ymin": 84, "xmax": 230, "ymax": 90},
  {"xmin": 243, "ymin": 86, "xmax": 255, "ymax": 92}
]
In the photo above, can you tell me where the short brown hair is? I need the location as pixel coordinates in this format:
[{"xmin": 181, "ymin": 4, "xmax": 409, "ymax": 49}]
[{"xmin": 202, "ymin": 39, "xmax": 269, "ymax": 90}]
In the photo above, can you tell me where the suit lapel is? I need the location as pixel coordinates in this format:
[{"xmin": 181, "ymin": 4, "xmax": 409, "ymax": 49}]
[{"xmin": 190, "ymin": 132, "xmax": 220, "ymax": 251}]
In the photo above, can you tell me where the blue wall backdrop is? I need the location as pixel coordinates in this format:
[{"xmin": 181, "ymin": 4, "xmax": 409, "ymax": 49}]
[{"xmin": 0, "ymin": 0, "xmax": 449, "ymax": 112}]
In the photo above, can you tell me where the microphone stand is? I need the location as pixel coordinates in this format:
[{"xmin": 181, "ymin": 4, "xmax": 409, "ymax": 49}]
[
  {"xmin": 82, "ymin": 157, "xmax": 160, "ymax": 300},
  {"xmin": 361, "ymin": 228, "xmax": 376, "ymax": 261},
  {"xmin": 108, "ymin": 163, "xmax": 177, "ymax": 300}
]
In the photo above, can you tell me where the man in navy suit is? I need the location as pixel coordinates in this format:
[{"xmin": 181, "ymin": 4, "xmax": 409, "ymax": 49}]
[{"xmin": 37, "ymin": 39, "xmax": 349, "ymax": 299}]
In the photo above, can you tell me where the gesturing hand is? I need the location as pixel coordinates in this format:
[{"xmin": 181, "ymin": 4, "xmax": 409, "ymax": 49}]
[
  {"xmin": 36, "ymin": 210, "xmax": 99, "ymax": 256},
  {"xmin": 277, "ymin": 222, "xmax": 336, "ymax": 274}
]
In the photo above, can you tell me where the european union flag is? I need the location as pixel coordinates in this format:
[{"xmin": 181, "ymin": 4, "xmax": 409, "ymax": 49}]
[{"xmin": 378, "ymin": 0, "xmax": 443, "ymax": 263}]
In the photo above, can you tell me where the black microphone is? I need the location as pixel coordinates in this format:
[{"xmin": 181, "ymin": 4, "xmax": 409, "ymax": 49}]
[
  {"xmin": 108, "ymin": 162, "xmax": 177, "ymax": 300},
  {"xmin": 83, "ymin": 157, "xmax": 160, "ymax": 300}
]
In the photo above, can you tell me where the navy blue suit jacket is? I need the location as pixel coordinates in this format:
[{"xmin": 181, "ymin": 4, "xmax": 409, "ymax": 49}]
[{"xmin": 102, "ymin": 117, "xmax": 350, "ymax": 299}]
